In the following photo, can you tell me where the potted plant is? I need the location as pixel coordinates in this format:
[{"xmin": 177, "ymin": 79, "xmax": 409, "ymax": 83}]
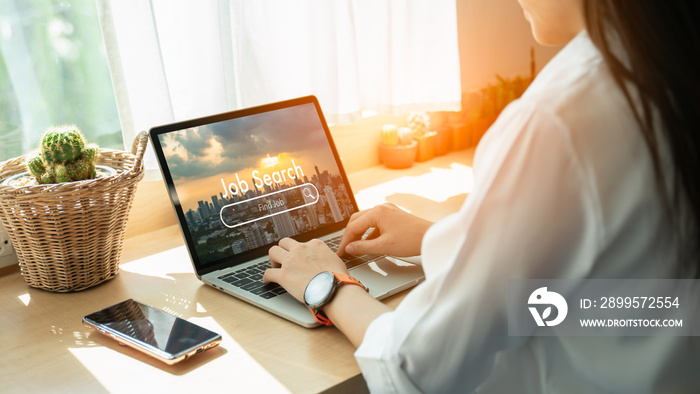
[
  {"xmin": 378, "ymin": 124, "xmax": 417, "ymax": 169},
  {"xmin": 429, "ymin": 111, "xmax": 452, "ymax": 156},
  {"xmin": 408, "ymin": 111, "xmax": 437, "ymax": 162},
  {"xmin": 449, "ymin": 50, "xmax": 538, "ymax": 150},
  {"xmin": 0, "ymin": 126, "xmax": 148, "ymax": 292},
  {"xmin": 2, "ymin": 127, "xmax": 121, "ymax": 187}
]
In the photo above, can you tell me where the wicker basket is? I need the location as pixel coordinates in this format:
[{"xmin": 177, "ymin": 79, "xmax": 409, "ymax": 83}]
[{"xmin": 0, "ymin": 132, "xmax": 148, "ymax": 292}]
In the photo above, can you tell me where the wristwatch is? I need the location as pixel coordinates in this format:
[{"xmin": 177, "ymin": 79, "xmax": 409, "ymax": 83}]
[{"xmin": 304, "ymin": 271, "xmax": 368, "ymax": 326}]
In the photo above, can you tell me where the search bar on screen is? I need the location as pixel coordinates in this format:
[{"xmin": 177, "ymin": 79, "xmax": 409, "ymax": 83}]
[{"xmin": 219, "ymin": 183, "xmax": 320, "ymax": 229}]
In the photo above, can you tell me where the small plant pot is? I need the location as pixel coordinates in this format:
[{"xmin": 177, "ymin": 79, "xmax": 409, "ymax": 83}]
[
  {"xmin": 0, "ymin": 132, "xmax": 148, "ymax": 292},
  {"xmin": 1, "ymin": 165, "xmax": 117, "ymax": 187},
  {"xmin": 434, "ymin": 127, "xmax": 452, "ymax": 156},
  {"xmin": 451, "ymin": 123, "xmax": 471, "ymax": 150},
  {"xmin": 379, "ymin": 141, "xmax": 417, "ymax": 169},
  {"xmin": 415, "ymin": 132, "xmax": 437, "ymax": 162}
]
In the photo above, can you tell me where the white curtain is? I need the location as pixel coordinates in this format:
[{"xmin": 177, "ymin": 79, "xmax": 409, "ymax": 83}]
[
  {"xmin": 0, "ymin": 0, "xmax": 122, "ymax": 161},
  {"xmin": 96, "ymin": 0, "xmax": 461, "ymax": 174}
]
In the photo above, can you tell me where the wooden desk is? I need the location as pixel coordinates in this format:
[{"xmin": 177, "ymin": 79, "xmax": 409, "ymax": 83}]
[{"xmin": 0, "ymin": 150, "xmax": 472, "ymax": 393}]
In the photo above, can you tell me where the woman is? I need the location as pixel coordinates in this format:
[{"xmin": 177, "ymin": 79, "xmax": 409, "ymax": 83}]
[{"xmin": 263, "ymin": 0, "xmax": 700, "ymax": 392}]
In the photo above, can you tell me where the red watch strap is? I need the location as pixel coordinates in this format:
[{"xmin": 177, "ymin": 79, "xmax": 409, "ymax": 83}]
[
  {"xmin": 309, "ymin": 308, "xmax": 333, "ymax": 326},
  {"xmin": 333, "ymin": 272, "xmax": 367, "ymax": 291},
  {"xmin": 309, "ymin": 272, "xmax": 368, "ymax": 326}
]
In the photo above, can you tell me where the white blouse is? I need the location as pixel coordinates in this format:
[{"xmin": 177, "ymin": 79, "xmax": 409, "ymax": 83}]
[{"xmin": 354, "ymin": 31, "xmax": 700, "ymax": 393}]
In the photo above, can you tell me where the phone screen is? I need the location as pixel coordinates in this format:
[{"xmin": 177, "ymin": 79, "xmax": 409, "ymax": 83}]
[{"xmin": 83, "ymin": 299, "xmax": 221, "ymax": 362}]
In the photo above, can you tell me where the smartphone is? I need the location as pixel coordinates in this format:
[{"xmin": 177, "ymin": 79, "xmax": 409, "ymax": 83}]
[{"xmin": 83, "ymin": 299, "xmax": 222, "ymax": 365}]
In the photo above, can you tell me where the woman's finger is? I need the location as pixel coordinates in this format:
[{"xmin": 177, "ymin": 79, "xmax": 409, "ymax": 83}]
[
  {"xmin": 338, "ymin": 209, "xmax": 379, "ymax": 256},
  {"xmin": 268, "ymin": 245, "xmax": 287, "ymax": 267},
  {"xmin": 344, "ymin": 238, "xmax": 384, "ymax": 256},
  {"xmin": 262, "ymin": 267, "xmax": 280, "ymax": 284},
  {"xmin": 347, "ymin": 209, "xmax": 370, "ymax": 225},
  {"xmin": 278, "ymin": 237, "xmax": 300, "ymax": 251}
]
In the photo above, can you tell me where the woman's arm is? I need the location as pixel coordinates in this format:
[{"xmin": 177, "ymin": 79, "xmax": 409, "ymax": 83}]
[{"xmin": 323, "ymin": 282, "xmax": 391, "ymax": 347}]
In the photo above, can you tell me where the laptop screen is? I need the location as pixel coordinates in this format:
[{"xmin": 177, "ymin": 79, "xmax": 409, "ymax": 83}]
[{"xmin": 150, "ymin": 97, "xmax": 358, "ymax": 275}]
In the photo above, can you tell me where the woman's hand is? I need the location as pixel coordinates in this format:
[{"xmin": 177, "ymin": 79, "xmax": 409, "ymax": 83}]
[
  {"xmin": 337, "ymin": 203, "xmax": 433, "ymax": 258},
  {"xmin": 264, "ymin": 238, "xmax": 391, "ymax": 348},
  {"xmin": 263, "ymin": 237, "xmax": 347, "ymax": 303}
]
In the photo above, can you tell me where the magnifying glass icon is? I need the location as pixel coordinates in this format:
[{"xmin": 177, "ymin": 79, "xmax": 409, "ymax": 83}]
[{"xmin": 303, "ymin": 187, "xmax": 315, "ymax": 199}]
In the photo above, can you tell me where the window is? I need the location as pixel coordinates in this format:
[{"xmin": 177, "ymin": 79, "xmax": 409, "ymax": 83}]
[{"xmin": 0, "ymin": 0, "xmax": 122, "ymax": 162}]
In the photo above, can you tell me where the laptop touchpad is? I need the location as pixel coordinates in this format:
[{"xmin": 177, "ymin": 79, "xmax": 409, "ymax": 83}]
[{"xmin": 350, "ymin": 257, "xmax": 424, "ymax": 298}]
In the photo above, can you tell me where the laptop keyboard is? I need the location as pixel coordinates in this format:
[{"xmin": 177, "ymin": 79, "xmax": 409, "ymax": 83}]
[
  {"xmin": 217, "ymin": 235, "xmax": 381, "ymax": 299},
  {"xmin": 217, "ymin": 260, "xmax": 284, "ymax": 299},
  {"xmin": 324, "ymin": 235, "xmax": 381, "ymax": 269}
]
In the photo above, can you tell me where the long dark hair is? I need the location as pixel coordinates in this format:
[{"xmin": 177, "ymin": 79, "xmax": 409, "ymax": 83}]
[{"xmin": 582, "ymin": 1, "xmax": 700, "ymax": 277}]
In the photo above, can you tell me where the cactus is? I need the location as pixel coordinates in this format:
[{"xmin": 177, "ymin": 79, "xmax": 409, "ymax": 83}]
[
  {"xmin": 25, "ymin": 125, "xmax": 99, "ymax": 184},
  {"xmin": 66, "ymin": 158, "xmax": 96, "ymax": 180},
  {"xmin": 54, "ymin": 164, "xmax": 70, "ymax": 183},
  {"xmin": 41, "ymin": 126, "xmax": 85, "ymax": 164},
  {"xmin": 40, "ymin": 167, "xmax": 56, "ymax": 184},
  {"xmin": 397, "ymin": 127, "xmax": 414, "ymax": 145},
  {"xmin": 27, "ymin": 153, "xmax": 46, "ymax": 179},
  {"xmin": 382, "ymin": 124, "xmax": 417, "ymax": 147},
  {"xmin": 82, "ymin": 144, "xmax": 99, "ymax": 165},
  {"xmin": 407, "ymin": 111, "xmax": 430, "ymax": 138},
  {"xmin": 381, "ymin": 124, "xmax": 399, "ymax": 146}
]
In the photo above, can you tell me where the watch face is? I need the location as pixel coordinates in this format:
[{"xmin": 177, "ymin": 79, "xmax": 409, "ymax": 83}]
[{"xmin": 304, "ymin": 271, "xmax": 336, "ymax": 308}]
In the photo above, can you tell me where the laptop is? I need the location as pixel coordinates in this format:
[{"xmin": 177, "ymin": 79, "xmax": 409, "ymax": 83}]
[{"xmin": 149, "ymin": 95, "xmax": 424, "ymax": 327}]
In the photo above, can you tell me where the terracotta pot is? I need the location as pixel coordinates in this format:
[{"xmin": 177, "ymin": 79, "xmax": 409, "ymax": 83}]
[
  {"xmin": 451, "ymin": 123, "xmax": 470, "ymax": 150},
  {"xmin": 378, "ymin": 141, "xmax": 417, "ymax": 169},
  {"xmin": 452, "ymin": 116, "xmax": 498, "ymax": 150},
  {"xmin": 415, "ymin": 132, "xmax": 437, "ymax": 162},
  {"xmin": 434, "ymin": 127, "xmax": 452, "ymax": 156}
]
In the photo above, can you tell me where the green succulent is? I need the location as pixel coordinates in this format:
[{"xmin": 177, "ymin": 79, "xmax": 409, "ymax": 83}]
[
  {"xmin": 40, "ymin": 167, "xmax": 56, "ymax": 184},
  {"xmin": 65, "ymin": 158, "xmax": 96, "ymax": 181},
  {"xmin": 26, "ymin": 153, "xmax": 46, "ymax": 179},
  {"xmin": 82, "ymin": 144, "xmax": 99, "ymax": 165},
  {"xmin": 25, "ymin": 125, "xmax": 99, "ymax": 184},
  {"xmin": 54, "ymin": 164, "xmax": 70, "ymax": 183},
  {"xmin": 41, "ymin": 126, "xmax": 85, "ymax": 165}
]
